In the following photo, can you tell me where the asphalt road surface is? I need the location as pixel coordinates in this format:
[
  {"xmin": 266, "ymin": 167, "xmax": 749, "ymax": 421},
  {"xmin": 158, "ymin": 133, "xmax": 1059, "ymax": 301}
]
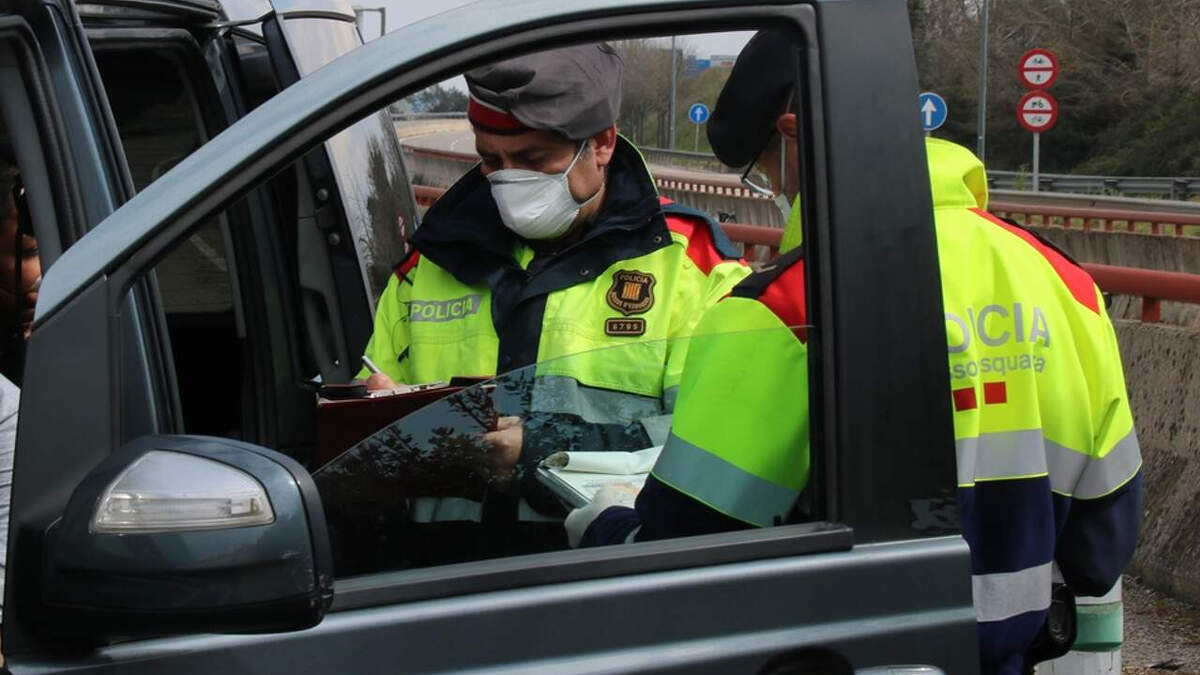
[
  {"xmin": 1124, "ymin": 575, "xmax": 1200, "ymax": 673},
  {"xmin": 406, "ymin": 129, "xmax": 478, "ymax": 155}
]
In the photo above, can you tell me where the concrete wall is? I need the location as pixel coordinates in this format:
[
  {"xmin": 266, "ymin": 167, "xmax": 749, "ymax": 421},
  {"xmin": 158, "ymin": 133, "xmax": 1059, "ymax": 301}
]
[
  {"xmin": 1116, "ymin": 320, "xmax": 1200, "ymax": 605},
  {"xmin": 1035, "ymin": 228, "xmax": 1200, "ymax": 275},
  {"xmin": 1035, "ymin": 228, "xmax": 1200, "ymax": 327}
]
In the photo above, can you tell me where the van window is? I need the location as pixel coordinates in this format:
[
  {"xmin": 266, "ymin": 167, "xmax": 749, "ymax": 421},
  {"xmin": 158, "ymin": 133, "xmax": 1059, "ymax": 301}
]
[
  {"xmin": 93, "ymin": 45, "xmax": 245, "ymax": 438},
  {"xmin": 311, "ymin": 32, "xmax": 840, "ymax": 578}
]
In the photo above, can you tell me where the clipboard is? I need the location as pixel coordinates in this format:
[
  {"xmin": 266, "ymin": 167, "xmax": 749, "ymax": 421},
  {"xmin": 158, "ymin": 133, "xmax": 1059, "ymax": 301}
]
[{"xmin": 313, "ymin": 377, "xmax": 491, "ymax": 468}]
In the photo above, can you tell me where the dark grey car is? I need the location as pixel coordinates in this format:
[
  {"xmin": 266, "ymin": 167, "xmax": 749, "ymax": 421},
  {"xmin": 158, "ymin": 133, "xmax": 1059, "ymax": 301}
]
[{"xmin": 2, "ymin": 0, "xmax": 977, "ymax": 672}]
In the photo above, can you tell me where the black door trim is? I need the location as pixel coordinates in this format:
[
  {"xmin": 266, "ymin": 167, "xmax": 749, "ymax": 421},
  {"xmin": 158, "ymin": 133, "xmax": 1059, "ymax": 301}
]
[{"xmin": 332, "ymin": 522, "xmax": 854, "ymax": 611}]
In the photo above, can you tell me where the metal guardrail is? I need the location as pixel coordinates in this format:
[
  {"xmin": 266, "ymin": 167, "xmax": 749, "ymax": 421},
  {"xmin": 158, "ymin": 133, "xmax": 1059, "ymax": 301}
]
[
  {"xmin": 992, "ymin": 193, "xmax": 1200, "ymax": 237},
  {"xmin": 391, "ymin": 111, "xmax": 468, "ymax": 121},
  {"xmin": 991, "ymin": 189, "xmax": 1200, "ymax": 215},
  {"xmin": 637, "ymin": 146, "xmax": 1200, "ymax": 200},
  {"xmin": 988, "ymin": 171, "xmax": 1200, "ymax": 200}
]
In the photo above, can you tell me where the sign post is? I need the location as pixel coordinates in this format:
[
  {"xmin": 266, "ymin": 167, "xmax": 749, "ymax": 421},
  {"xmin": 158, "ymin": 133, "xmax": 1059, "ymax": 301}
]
[
  {"xmin": 688, "ymin": 102, "xmax": 710, "ymax": 152},
  {"xmin": 918, "ymin": 92, "xmax": 948, "ymax": 136},
  {"xmin": 1016, "ymin": 49, "xmax": 1059, "ymax": 192},
  {"xmin": 1017, "ymin": 90, "xmax": 1059, "ymax": 192}
]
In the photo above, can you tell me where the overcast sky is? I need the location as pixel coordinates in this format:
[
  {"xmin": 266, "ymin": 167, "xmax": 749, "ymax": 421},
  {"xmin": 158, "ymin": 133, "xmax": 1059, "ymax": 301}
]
[{"xmin": 356, "ymin": 0, "xmax": 754, "ymax": 89}]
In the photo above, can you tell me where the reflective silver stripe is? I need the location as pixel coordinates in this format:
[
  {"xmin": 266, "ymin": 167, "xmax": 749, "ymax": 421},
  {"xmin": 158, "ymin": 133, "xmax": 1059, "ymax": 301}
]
[
  {"xmin": 1070, "ymin": 428, "xmax": 1142, "ymax": 499},
  {"xmin": 973, "ymin": 561, "xmax": 1053, "ymax": 623},
  {"xmin": 956, "ymin": 430, "xmax": 1049, "ymax": 485},
  {"xmin": 662, "ymin": 385, "xmax": 679, "ymax": 413},
  {"xmin": 641, "ymin": 386, "xmax": 679, "ymax": 446},
  {"xmin": 957, "ymin": 428, "xmax": 1142, "ymax": 498},
  {"xmin": 531, "ymin": 375, "xmax": 663, "ymax": 425},
  {"xmin": 1044, "ymin": 439, "xmax": 1089, "ymax": 495},
  {"xmin": 640, "ymin": 415, "xmax": 672, "ymax": 446},
  {"xmin": 652, "ymin": 432, "xmax": 799, "ymax": 528},
  {"xmin": 410, "ymin": 497, "xmax": 483, "ymax": 523}
]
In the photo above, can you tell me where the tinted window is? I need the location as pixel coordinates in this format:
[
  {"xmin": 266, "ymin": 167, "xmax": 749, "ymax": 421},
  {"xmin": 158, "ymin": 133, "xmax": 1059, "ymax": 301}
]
[
  {"xmin": 94, "ymin": 46, "xmax": 244, "ymax": 437},
  {"xmin": 278, "ymin": 18, "xmax": 413, "ymax": 303}
]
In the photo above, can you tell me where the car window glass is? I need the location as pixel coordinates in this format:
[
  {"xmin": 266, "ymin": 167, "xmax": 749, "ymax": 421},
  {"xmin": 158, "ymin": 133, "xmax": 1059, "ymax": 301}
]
[
  {"xmin": 92, "ymin": 48, "xmax": 206, "ymax": 190},
  {"xmin": 278, "ymin": 18, "xmax": 413, "ymax": 304},
  {"xmin": 278, "ymin": 18, "xmax": 360, "ymax": 77},
  {"xmin": 300, "ymin": 31, "xmax": 838, "ymax": 577},
  {"xmin": 230, "ymin": 33, "xmax": 280, "ymax": 111},
  {"xmin": 93, "ymin": 46, "xmax": 246, "ymax": 437},
  {"xmin": 315, "ymin": 325, "xmax": 813, "ymax": 577}
]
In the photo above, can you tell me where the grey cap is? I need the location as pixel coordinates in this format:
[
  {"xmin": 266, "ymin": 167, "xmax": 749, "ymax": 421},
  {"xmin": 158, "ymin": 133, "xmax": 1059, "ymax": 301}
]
[{"xmin": 465, "ymin": 43, "xmax": 622, "ymax": 140}]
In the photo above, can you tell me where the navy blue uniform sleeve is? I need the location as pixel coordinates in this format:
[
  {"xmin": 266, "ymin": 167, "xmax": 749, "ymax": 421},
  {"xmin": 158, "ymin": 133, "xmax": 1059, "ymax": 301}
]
[
  {"xmin": 1056, "ymin": 470, "xmax": 1143, "ymax": 596},
  {"xmin": 581, "ymin": 475, "xmax": 750, "ymax": 546}
]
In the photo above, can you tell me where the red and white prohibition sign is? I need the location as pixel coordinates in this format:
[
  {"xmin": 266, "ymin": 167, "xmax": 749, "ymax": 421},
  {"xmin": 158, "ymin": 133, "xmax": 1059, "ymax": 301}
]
[
  {"xmin": 1018, "ymin": 48, "xmax": 1059, "ymax": 89},
  {"xmin": 1017, "ymin": 90, "xmax": 1059, "ymax": 133}
]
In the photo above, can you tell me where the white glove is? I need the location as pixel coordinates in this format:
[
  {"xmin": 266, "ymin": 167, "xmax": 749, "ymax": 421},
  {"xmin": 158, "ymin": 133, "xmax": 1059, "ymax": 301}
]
[{"xmin": 564, "ymin": 484, "xmax": 638, "ymax": 548}]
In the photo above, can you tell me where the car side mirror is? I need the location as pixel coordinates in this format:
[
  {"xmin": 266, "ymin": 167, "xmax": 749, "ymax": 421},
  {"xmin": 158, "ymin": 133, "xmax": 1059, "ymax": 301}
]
[{"xmin": 41, "ymin": 435, "xmax": 333, "ymax": 642}]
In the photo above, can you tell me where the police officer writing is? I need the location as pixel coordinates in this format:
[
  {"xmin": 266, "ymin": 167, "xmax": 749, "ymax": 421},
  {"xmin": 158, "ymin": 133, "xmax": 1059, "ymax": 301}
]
[
  {"xmin": 568, "ymin": 30, "xmax": 1142, "ymax": 675},
  {"xmin": 356, "ymin": 45, "xmax": 747, "ymax": 540}
]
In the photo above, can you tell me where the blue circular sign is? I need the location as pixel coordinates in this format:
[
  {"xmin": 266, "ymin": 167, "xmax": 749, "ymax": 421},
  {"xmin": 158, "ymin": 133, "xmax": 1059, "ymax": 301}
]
[
  {"xmin": 918, "ymin": 92, "xmax": 948, "ymax": 131},
  {"xmin": 688, "ymin": 103, "xmax": 710, "ymax": 125}
]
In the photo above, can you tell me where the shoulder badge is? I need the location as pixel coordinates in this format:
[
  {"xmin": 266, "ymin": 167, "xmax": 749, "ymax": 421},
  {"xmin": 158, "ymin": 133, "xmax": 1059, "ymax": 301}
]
[{"xmin": 606, "ymin": 270, "xmax": 656, "ymax": 316}]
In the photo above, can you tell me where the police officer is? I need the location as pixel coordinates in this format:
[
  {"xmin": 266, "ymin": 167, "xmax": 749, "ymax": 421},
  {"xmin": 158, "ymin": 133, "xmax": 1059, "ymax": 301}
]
[
  {"xmin": 568, "ymin": 30, "xmax": 1142, "ymax": 675},
  {"xmin": 356, "ymin": 44, "xmax": 748, "ymax": 547}
]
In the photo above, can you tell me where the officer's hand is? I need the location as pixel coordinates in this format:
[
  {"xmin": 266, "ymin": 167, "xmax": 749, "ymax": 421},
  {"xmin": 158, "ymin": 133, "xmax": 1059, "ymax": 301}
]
[
  {"xmin": 565, "ymin": 485, "xmax": 638, "ymax": 548},
  {"xmin": 482, "ymin": 416, "xmax": 523, "ymax": 479},
  {"xmin": 365, "ymin": 372, "xmax": 397, "ymax": 391}
]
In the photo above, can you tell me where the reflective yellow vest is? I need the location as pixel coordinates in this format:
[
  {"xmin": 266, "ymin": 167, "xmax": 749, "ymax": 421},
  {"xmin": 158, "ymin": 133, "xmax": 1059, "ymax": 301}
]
[
  {"xmin": 643, "ymin": 139, "xmax": 1140, "ymax": 671},
  {"xmin": 359, "ymin": 137, "xmax": 750, "ymax": 444}
]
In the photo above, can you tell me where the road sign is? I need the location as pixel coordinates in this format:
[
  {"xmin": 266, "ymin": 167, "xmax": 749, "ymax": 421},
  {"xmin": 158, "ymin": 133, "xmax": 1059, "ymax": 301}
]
[
  {"xmin": 918, "ymin": 92, "xmax": 948, "ymax": 132},
  {"xmin": 688, "ymin": 102, "xmax": 710, "ymax": 125},
  {"xmin": 1018, "ymin": 48, "xmax": 1059, "ymax": 89},
  {"xmin": 1017, "ymin": 90, "xmax": 1059, "ymax": 133}
]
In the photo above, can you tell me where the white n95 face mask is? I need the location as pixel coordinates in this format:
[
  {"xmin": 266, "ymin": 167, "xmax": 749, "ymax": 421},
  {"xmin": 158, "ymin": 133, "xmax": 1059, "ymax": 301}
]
[{"xmin": 486, "ymin": 142, "xmax": 601, "ymax": 240}]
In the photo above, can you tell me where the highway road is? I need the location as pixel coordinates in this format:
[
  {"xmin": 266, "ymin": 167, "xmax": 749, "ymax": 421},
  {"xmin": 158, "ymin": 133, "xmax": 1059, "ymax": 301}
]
[{"xmin": 404, "ymin": 129, "xmax": 479, "ymax": 155}]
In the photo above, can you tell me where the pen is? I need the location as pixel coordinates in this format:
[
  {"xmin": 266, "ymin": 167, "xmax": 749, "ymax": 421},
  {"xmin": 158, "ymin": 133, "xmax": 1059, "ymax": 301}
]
[{"xmin": 361, "ymin": 355, "xmax": 382, "ymax": 375}]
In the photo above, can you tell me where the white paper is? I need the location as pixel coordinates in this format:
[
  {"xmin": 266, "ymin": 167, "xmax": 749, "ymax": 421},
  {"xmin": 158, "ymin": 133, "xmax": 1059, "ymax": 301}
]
[
  {"xmin": 539, "ymin": 468, "xmax": 647, "ymax": 506},
  {"xmin": 541, "ymin": 446, "xmax": 662, "ymax": 475}
]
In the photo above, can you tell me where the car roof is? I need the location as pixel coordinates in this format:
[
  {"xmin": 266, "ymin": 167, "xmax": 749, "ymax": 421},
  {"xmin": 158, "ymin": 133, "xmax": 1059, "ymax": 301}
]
[
  {"xmin": 77, "ymin": 0, "xmax": 223, "ymax": 22},
  {"xmin": 76, "ymin": 0, "xmax": 357, "ymax": 24},
  {"xmin": 39, "ymin": 0, "xmax": 766, "ymax": 318}
]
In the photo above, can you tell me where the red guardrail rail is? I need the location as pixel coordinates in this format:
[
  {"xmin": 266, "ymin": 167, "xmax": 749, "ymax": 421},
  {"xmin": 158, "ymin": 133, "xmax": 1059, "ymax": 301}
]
[
  {"xmin": 992, "ymin": 200, "xmax": 1200, "ymax": 237},
  {"xmin": 1083, "ymin": 263, "xmax": 1200, "ymax": 322},
  {"xmin": 409, "ymin": 181, "xmax": 1200, "ymax": 322}
]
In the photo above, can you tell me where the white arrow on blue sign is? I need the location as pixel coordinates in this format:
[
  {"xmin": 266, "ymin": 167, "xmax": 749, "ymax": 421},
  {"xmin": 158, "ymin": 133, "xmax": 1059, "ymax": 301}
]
[
  {"xmin": 688, "ymin": 102, "xmax": 710, "ymax": 124},
  {"xmin": 918, "ymin": 92, "xmax": 948, "ymax": 132}
]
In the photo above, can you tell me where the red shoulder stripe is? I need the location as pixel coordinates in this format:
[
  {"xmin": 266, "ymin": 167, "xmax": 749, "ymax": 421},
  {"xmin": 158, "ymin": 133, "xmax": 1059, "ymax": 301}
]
[
  {"xmin": 393, "ymin": 249, "xmax": 420, "ymax": 284},
  {"xmin": 970, "ymin": 208, "xmax": 1099, "ymax": 314},
  {"xmin": 758, "ymin": 260, "xmax": 808, "ymax": 342},
  {"xmin": 663, "ymin": 213, "xmax": 745, "ymax": 275}
]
